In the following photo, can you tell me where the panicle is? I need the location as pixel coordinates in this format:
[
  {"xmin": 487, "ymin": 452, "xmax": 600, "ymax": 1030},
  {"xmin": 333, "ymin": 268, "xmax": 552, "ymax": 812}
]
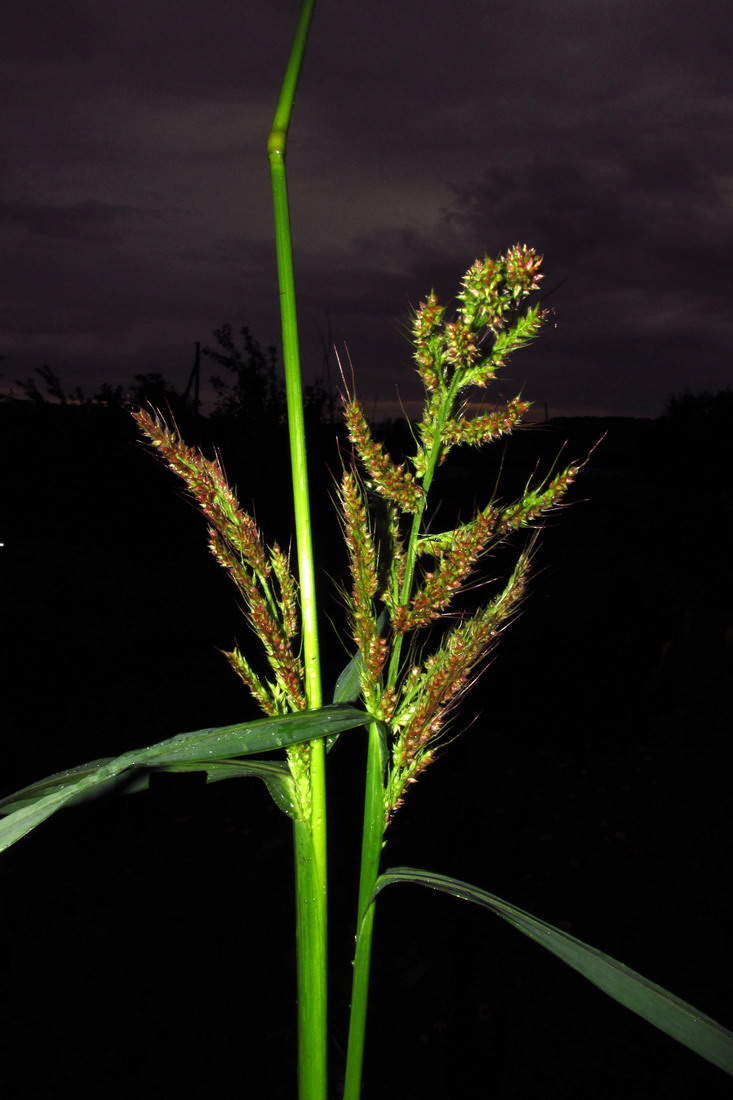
[{"xmin": 133, "ymin": 407, "xmax": 305, "ymax": 715}]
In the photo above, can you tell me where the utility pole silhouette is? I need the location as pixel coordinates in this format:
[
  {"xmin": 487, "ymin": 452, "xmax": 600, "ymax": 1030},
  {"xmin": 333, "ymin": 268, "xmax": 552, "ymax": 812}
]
[{"xmin": 183, "ymin": 341, "xmax": 201, "ymax": 417}]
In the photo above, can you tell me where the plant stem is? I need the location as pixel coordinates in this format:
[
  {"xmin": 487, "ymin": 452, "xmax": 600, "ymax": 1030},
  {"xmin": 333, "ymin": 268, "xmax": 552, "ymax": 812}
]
[
  {"xmin": 343, "ymin": 722, "xmax": 387, "ymax": 1100},
  {"xmin": 267, "ymin": 3, "xmax": 326, "ymax": 1099},
  {"xmin": 294, "ymin": 819, "xmax": 328, "ymax": 1100},
  {"xmin": 386, "ymin": 378, "xmax": 458, "ymax": 689},
  {"xmin": 268, "ymin": 0, "xmax": 321, "ymax": 710}
]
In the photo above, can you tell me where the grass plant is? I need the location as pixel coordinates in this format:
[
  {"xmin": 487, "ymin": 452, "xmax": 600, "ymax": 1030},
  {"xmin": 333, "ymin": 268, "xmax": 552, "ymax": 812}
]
[{"xmin": 1, "ymin": 2, "xmax": 732, "ymax": 1097}]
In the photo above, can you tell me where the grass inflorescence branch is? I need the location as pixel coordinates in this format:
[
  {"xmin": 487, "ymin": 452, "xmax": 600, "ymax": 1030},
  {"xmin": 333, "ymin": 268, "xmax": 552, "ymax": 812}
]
[
  {"xmin": 131, "ymin": 410, "xmax": 312, "ymax": 780},
  {"xmin": 339, "ymin": 247, "xmax": 577, "ymax": 815},
  {"xmin": 342, "ymin": 246, "xmax": 579, "ymax": 1095}
]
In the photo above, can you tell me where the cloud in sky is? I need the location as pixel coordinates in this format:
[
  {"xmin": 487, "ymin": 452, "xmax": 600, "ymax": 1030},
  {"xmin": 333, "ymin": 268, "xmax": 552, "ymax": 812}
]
[{"xmin": 2, "ymin": 0, "xmax": 732, "ymax": 416}]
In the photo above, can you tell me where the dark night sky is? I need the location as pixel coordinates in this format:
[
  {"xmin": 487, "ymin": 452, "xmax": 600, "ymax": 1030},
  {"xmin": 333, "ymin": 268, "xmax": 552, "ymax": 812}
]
[{"xmin": 2, "ymin": 0, "xmax": 732, "ymax": 417}]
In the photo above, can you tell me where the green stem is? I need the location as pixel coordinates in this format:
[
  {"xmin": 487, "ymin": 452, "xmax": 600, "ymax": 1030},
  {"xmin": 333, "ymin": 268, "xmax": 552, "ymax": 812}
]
[
  {"xmin": 343, "ymin": 722, "xmax": 387, "ymax": 1100},
  {"xmin": 386, "ymin": 379, "xmax": 458, "ymax": 689},
  {"xmin": 267, "ymin": 3, "xmax": 326, "ymax": 1099},
  {"xmin": 267, "ymin": 0, "xmax": 321, "ymax": 710},
  {"xmin": 294, "ymin": 819, "xmax": 328, "ymax": 1100}
]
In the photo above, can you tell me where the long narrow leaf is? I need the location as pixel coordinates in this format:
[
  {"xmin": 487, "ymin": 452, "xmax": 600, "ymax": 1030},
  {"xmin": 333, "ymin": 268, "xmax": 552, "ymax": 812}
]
[
  {"xmin": 374, "ymin": 867, "xmax": 733, "ymax": 1076},
  {"xmin": 0, "ymin": 758, "xmax": 116, "ymax": 813},
  {"xmin": 333, "ymin": 612, "xmax": 389, "ymax": 706},
  {"xmin": 0, "ymin": 704, "xmax": 371, "ymax": 852},
  {"xmin": 333, "ymin": 654, "xmax": 363, "ymax": 706},
  {"xmin": 121, "ymin": 704, "xmax": 371, "ymax": 766},
  {"xmin": 0, "ymin": 763, "xmax": 132, "ymax": 852},
  {"xmin": 331, "ymin": 612, "xmax": 388, "ymax": 752},
  {"xmin": 120, "ymin": 759, "xmax": 298, "ymax": 818}
]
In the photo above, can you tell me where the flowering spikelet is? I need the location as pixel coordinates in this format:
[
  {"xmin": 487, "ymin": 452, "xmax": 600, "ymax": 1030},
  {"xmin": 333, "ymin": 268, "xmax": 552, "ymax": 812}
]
[
  {"xmin": 414, "ymin": 387, "xmax": 446, "ymax": 477},
  {"xmin": 339, "ymin": 470, "xmax": 388, "ymax": 707},
  {"xmin": 442, "ymin": 396, "xmax": 531, "ymax": 449},
  {"xmin": 225, "ymin": 646, "xmax": 280, "ymax": 715},
  {"xmin": 381, "ymin": 499, "xmax": 407, "ymax": 609},
  {"xmin": 393, "ymin": 460, "xmax": 576, "ymax": 636},
  {"xmin": 504, "ymin": 243, "xmax": 544, "ymax": 298},
  {"xmin": 387, "ymin": 552, "xmax": 531, "ymax": 813},
  {"xmin": 412, "ymin": 291, "xmax": 446, "ymax": 391},
  {"xmin": 207, "ymin": 530, "xmax": 306, "ymax": 713},
  {"xmin": 344, "ymin": 397, "xmax": 424, "ymax": 513},
  {"xmin": 270, "ymin": 544, "xmax": 299, "ymax": 638},
  {"xmin": 497, "ymin": 466, "xmax": 579, "ymax": 534},
  {"xmin": 456, "ymin": 255, "xmax": 504, "ymax": 330},
  {"xmin": 487, "ymin": 305, "xmax": 546, "ymax": 371},
  {"xmin": 393, "ymin": 508, "xmax": 500, "ymax": 632},
  {"xmin": 444, "ymin": 320, "xmax": 479, "ymax": 367},
  {"xmin": 457, "ymin": 246, "xmax": 543, "ymax": 333}
]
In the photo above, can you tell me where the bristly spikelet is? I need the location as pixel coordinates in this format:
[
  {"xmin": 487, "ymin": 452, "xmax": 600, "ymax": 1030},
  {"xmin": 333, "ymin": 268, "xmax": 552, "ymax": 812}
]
[
  {"xmin": 387, "ymin": 551, "xmax": 532, "ymax": 815},
  {"xmin": 392, "ymin": 460, "xmax": 576, "ymax": 635},
  {"xmin": 225, "ymin": 646, "xmax": 280, "ymax": 715},
  {"xmin": 457, "ymin": 245, "xmax": 543, "ymax": 333},
  {"xmin": 444, "ymin": 320, "xmax": 479, "ymax": 368},
  {"xmin": 412, "ymin": 292, "xmax": 446, "ymax": 391},
  {"xmin": 504, "ymin": 243, "xmax": 544, "ymax": 298},
  {"xmin": 393, "ymin": 508, "xmax": 500, "ymax": 632},
  {"xmin": 414, "ymin": 387, "xmax": 445, "ymax": 477},
  {"xmin": 339, "ymin": 470, "xmax": 388, "ymax": 708},
  {"xmin": 344, "ymin": 397, "xmax": 424, "ymax": 513},
  {"xmin": 442, "ymin": 397, "xmax": 531, "ymax": 449},
  {"xmin": 496, "ymin": 466, "xmax": 579, "ymax": 534},
  {"xmin": 270, "ymin": 544, "xmax": 299, "ymax": 638},
  {"xmin": 208, "ymin": 528, "xmax": 306, "ymax": 712},
  {"xmin": 485, "ymin": 304, "xmax": 545, "ymax": 374}
]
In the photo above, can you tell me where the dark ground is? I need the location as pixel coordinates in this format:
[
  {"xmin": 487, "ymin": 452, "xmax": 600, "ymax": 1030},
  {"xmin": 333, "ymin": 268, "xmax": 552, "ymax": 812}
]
[{"xmin": 1, "ymin": 399, "xmax": 731, "ymax": 1099}]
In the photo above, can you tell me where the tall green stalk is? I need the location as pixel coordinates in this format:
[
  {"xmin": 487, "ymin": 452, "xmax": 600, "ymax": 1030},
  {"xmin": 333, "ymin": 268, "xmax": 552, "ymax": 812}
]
[
  {"xmin": 267, "ymin": 3, "xmax": 326, "ymax": 1098},
  {"xmin": 343, "ymin": 722, "xmax": 386, "ymax": 1100}
]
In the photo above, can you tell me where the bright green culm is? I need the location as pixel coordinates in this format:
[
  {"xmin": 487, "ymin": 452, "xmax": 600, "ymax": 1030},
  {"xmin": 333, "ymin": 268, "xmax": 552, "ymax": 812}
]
[{"xmin": 1, "ymin": 3, "xmax": 732, "ymax": 1098}]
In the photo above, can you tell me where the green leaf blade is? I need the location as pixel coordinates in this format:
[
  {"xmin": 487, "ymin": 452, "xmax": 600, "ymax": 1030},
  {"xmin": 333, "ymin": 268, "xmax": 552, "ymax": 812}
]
[
  {"xmin": 123, "ymin": 704, "xmax": 371, "ymax": 766},
  {"xmin": 0, "ymin": 762, "xmax": 127, "ymax": 852},
  {"xmin": 141, "ymin": 759, "xmax": 299, "ymax": 818},
  {"xmin": 0, "ymin": 705, "xmax": 372, "ymax": 852},
  {"xmin": 375, "ymin": 867, "xmax": 733, "ymax": 1076}
]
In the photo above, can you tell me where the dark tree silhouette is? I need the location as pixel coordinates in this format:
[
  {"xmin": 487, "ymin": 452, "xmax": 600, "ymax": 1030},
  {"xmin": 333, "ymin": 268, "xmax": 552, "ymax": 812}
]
[{"xmin": 203, "ymin": 324, "xmax": 285, "ymax": 432}]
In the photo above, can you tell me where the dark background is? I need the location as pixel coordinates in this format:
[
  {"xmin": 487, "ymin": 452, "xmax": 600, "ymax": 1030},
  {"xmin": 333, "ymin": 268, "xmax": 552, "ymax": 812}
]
[
  {"xmin": 1, "ymin": 395, "xmax": 731, "ymax": 1098},
  {"xmin": 3, "ymin": 0, "xmax": 733, "ymax": 419}
]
